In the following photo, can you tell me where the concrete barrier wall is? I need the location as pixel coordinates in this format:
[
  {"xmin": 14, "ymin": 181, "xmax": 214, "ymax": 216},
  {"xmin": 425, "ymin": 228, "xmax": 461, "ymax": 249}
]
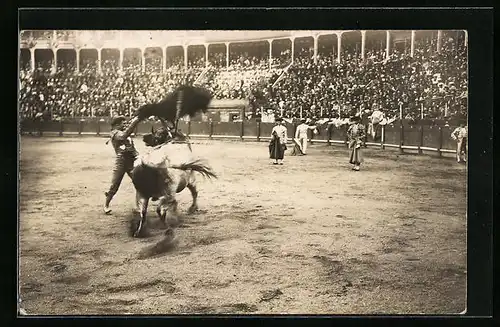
[
  {"xmin": 213, "ymin": 122, "xmax": 242, "ymax": 137},
  {"xmin": 189, "ymin": 121, "xmax": 211, "ymax": 136},
  {"xmin": 384, "ymin": 125, "xmax": 400, "ymax": 147},
  {"xmin": 20, "ymin": 120, "xmax": 459, "ymax": 153},
  {"xmin": 403, "ymin": 125, "xmax": 421, "ymax": 147},
  {"xmin": 242, "ymin": 121, "xmax": 258, "ymax": 138},
  {"xmin": 422, "ymin": 126, "xmax": 441, "ymax": 149},
  {"xmin": 63, "ymin": 121, "xmax": 80, "ymax": 134}
]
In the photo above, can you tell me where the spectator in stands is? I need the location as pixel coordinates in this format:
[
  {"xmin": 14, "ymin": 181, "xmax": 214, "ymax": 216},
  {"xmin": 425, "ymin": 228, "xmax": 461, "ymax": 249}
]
[{"xmin": 19, "ymin": 32, "xmax": 466, "ymax": 127}]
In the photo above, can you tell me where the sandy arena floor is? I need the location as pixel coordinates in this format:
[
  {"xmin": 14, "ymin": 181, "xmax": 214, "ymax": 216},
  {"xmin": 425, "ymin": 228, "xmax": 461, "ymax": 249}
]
[{"xmin": 18, "ymin": 136, "xmax": 467, "ymax": 315}]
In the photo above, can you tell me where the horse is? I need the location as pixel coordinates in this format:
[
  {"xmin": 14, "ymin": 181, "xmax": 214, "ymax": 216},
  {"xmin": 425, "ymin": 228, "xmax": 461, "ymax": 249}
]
[{"xmin": 130, "ymin": 127, "xmax": 217, "ymax": 237}]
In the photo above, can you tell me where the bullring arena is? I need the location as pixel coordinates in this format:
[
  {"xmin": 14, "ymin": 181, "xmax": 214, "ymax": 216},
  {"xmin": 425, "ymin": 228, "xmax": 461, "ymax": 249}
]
[
  {"xmin": 19, "ymin": 29, "xmax": 467, "ymax": 315},
  {"xmin": 19, "ymin": 130, "xmax": 466, "ymax": 315}
]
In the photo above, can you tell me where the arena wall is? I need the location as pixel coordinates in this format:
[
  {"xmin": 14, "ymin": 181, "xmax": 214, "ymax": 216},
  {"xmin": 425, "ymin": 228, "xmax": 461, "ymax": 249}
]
[{"xmin": 19, "ymin": 120, "xmax": 460, "ymax": 155}]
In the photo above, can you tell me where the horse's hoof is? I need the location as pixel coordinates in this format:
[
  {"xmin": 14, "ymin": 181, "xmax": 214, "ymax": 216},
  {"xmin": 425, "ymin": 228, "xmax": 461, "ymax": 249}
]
[
  {"xmin": 187, "ymin": 206, "xmax": 198, "ymax": 215},
  {"xmin": 134, "ymin": 227, "xmax": 148, "ymax": 238},
  {"xmin": 131, "ymin": 220, "xmax": 147, "ymax": 238}
]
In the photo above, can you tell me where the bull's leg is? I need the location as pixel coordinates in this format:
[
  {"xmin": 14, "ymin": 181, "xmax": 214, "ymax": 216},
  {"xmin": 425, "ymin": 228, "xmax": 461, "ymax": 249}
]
[
  {"xmin": 187, "ymin": 183, "xmax": 198, "ymax": 214},
  {"xmin": 134, "ymin": 194, "xmax": 149, "ymax": 238}
]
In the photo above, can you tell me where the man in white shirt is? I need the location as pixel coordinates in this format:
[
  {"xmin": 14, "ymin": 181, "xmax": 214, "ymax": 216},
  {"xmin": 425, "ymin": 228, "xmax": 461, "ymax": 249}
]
[
  {"xmin": 295, "ymin": 118, "xmax": 317, "ymax": 155},
  {"xmin": 451, "ymin": 122, "xmax": 468, "ymax": 163},
  {"xmin": 370, "ymin": 107, "xmax": 385, "ymax": 141}
]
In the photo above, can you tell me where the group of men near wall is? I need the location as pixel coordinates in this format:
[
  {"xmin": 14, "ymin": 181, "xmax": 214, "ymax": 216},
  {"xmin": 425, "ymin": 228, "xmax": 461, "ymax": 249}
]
[{"xmin": 268, "ymin": 107, "xmax": 468, "ymax": 170}]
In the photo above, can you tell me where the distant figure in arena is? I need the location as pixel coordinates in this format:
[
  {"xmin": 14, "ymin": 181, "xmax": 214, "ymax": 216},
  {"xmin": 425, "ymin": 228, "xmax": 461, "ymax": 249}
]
[
  {"xmin": 370, "ymin": 107, "xmax": 385, "ymax": 142},
  {"xmin": 361, "ymin": 109, "xmax": 371, "ymax": 147},
  {"xmin": 269, "ymin": 117, "xmax": 288, "ymax": 165},
  {"xmin": 451, "ymin": 121, "xmax": 468, "ymax": 163},
  {"xmin": 295, "ymin": 118, "xmax": 316, "ymax": 155},
  {"xmin": 347, "ymin": 115, "xmax": 366, "ymax": 171},
  {"xmin": 104, "ymin": 116, "xmax": 142, "ymax": 214}
]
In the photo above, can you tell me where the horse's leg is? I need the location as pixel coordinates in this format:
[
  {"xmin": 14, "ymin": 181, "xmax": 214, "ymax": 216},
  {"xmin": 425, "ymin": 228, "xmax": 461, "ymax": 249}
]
[
  {"xmin": 156, "ymin": 203, "xmax": 162, "ymax": 221},
  {"xmin": 157, "ymin": 187, "xmax": 179, "ymax": 225},
  {"xmin": 187, "ymin": 173, "xmax": 198, "ymax": 214},
  {"xmin": 134, "ymin": 193, "xmax": 149, "ymax": 238}
]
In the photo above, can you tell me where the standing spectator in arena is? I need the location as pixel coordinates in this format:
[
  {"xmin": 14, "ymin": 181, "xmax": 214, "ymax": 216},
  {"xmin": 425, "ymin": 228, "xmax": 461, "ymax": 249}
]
[
  {"xmin": 294, "ymin": 118, "xmax": 316, "ymax": 155},
  {"xmin": 361, "ymin": 109, "xmax": 371, "ymax": 147},
  {"xmin": 269, "ymin": 117, "xmax": 288, "ymax": 165},
  {"xmin": 347, "ymin": 115, "xmax": 366, "ymax": 171},
  {"xmin": 34, "ymin": 110, "xmax": 44, "ymax": 136},
  {"xmin": 103, "ymin": 116, "xmax": 142, "ymax": 214},
  {"xmin": 370, "ymin": 107, "xmax": 385, "ymax": 142},
  {"xmin": 451, "ymin": 121, "xmax": 467, "ymax": 163}
]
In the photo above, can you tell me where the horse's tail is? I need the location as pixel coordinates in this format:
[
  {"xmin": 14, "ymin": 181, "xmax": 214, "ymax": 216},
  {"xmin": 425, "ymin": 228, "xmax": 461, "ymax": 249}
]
[{"xmin": 171, "ymin": 159, "xmax": 217, "ymax": 179}]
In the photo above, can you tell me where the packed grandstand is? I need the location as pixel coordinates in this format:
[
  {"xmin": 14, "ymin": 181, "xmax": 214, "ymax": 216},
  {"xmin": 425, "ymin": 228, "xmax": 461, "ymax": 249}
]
[{"xmin": 19, "ymin": 30, "xmax": 467, "ymax": 123}]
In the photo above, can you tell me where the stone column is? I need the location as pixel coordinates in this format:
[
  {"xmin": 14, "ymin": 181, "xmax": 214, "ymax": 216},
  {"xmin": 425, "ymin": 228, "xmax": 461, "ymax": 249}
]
[
  {"xmin": 291, "ymin": 37, "xmax": 295, "ymax": 64},
  {"xmin": 410, "ymin": 30, "xmax": 416, "ymax": 57},
  {"xmin": 30, "ymin": 48, "xmax": 35, "ymax": 72},
  {"xmin": 52, "ymin": 48, "xmax": 57, "ymax": 74},
  {"xmin": 269, "ymin": 40, "xmax": 273, "ymax": 69},
  {"xmin": 226, "ymin": 42, "xmax": 230, "ymax": 68},
  {"xmin": 437, "ymin": 30, "xmax": 443, "ymax": 53},
  {"xmin": 76, "ymin": 48, "xmax": 80, "ymax": 72},
  {"xmin": 313, "ymin": 35, "xmax": 318, "ymax": 64},
  {"xmin": 141, "ymin": 48, "xmax": 146, "ymax": 72},
  {"xmin": 184, "ymin": 45, "xmax": 188, "ymax": 69},
  {"xmin": 205, "ymin": 43, "xmax": 209, "ymax": 68},
  {"xmin": 464, "ymin": 30, "xmax": 468, "ymax": 47},
  {"xmin": 97, "ymin": 48, "xmax": 102, "ymax": 74},
  {"xmin": 337, "ymin": 32, "xmax": 342, "ymax": 63},
  {"xmin": 361, "ymin": 30, "xmax": 366, "ymax": 60},
  {"xmin": 163, "ymin": 47, "xmax": 167, "ymax": 72},
  {"xmin": 386, "ymin": 30, "xmax": 391, "ymax": 60},
  {"xmin": 119, "ymin": 48, "xmax": 124, "ymax": 71}
]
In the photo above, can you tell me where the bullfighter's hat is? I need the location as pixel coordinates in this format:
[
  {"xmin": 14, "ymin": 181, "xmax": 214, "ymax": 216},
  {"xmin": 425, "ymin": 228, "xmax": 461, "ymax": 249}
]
[
  {"xmin": 111, "ymin": 116, "xmax": 127, "ymax": 127},
  {"xmin": 350, "ymin": 115, "xmax": 361, "ymax": 123}
]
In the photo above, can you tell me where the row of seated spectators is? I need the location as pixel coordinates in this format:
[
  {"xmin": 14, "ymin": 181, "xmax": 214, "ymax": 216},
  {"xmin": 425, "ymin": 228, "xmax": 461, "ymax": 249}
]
[
  {"xmin": 19, "ymin": 35, "xmax": 467, "ymax": 122},
  {"xmin": 257, "ymin": 36, "xmax": 467, "ymax": 121},
  {"xmin": 19, "ymin": 52, "xmax": 290, "ymax": 119},
  {"xmin": 19, "ymin": 60, "xmax": 201, "ymax": 119}
]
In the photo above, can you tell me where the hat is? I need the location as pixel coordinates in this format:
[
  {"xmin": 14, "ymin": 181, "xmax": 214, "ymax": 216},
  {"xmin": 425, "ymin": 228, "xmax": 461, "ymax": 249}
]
[
  {"xmin": 300, "ymin": 118, "xmax": 306, "ymax": 123},
  {"xmin": 111, "ymin": 116, "xmax": 127, "ymax": 127}
]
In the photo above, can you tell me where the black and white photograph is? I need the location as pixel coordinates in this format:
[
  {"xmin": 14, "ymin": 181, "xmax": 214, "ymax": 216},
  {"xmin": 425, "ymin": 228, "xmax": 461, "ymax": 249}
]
[{"xmin": 18, "ymin": 25, "xmax": 471, "ymax": 315}]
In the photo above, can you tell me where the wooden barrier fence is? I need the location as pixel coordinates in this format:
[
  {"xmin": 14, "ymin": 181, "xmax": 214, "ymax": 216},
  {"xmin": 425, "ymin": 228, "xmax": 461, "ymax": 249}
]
[{"xmin": 20, "ymin": 120, "xmax": 459, "ymax": 156}]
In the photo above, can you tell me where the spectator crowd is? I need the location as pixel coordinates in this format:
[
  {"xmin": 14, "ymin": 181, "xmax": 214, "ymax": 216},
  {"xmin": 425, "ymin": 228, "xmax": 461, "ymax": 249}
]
[{"xmin": 19, "ymin": 33, "xmax": 467, "ymax": 124}]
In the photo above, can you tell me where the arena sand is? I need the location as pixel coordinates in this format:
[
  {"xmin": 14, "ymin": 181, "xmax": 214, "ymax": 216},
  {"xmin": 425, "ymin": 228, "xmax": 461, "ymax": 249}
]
[{"xmin": 18, "ymin": 137, "xmax": 467, "ymax": 315}]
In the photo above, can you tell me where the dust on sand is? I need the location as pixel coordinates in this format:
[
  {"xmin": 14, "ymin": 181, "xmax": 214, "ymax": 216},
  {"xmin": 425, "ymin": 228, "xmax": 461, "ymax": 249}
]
[{"xmin": 19, "ymin": 137, "xmax": 466, "ymax": 315}]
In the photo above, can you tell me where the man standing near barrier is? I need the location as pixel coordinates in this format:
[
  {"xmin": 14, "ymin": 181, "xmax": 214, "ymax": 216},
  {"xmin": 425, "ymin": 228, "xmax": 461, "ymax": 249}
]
[
  {"xmin": 369, "ymin": 107, "xmax": 384, "ymax": 142},
  {"xmin": 451, "ymin": 121, "xmax": 467, "ymax": 163},
  {"xmin": 294, "ymin": 118, "xmax": 317, "ymax": 155},
  {"xmin": 269, "ymin": 117, "xmax": 288, "ymax": 165},
  {"xmin": 103, "ymin": 116, "xmax": 142, "ymax": 214},
  {"xmin": 361, "ymin": 109, "xmax": 371, "ymax": 147},
  {"xmin": 347, "ymin": 115, "xmax": 366, "ymax": 171}
]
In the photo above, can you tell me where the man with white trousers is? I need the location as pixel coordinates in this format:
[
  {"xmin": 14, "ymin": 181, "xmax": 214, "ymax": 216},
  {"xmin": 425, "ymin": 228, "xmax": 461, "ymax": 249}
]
[{"xmin": 295, "ymin": 118, "xmax": 317, "ymax": 155}]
